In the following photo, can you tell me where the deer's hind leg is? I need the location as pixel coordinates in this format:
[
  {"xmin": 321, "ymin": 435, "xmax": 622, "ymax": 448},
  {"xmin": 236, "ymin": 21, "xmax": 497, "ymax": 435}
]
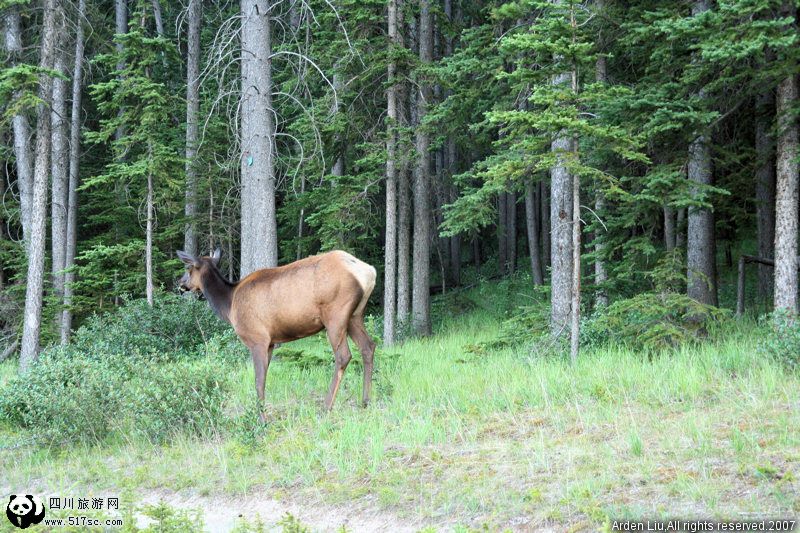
[
  {"xmin": 348, "ymin": 316, "xmax": 376, "ymax": 407},
  {"xmin": 249, "ymin": 342, "xmax": 273, "ymax": 423},
  {"xmin": 323, "ymin": 317, "xmax": 353, "ymax": 411}
]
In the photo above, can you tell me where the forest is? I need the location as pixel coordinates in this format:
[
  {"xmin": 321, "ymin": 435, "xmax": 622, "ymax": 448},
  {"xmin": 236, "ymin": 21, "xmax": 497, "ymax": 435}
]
[{"xmin": 0, "ymin": 0, "xmax": 798, "ymax": 531}]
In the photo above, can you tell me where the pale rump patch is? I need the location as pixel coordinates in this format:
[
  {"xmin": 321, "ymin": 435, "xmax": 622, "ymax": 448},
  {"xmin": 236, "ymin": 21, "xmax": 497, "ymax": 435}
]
[{"xmin": 336, "ymin": 251, "xmax": 376, "ymax": 317}]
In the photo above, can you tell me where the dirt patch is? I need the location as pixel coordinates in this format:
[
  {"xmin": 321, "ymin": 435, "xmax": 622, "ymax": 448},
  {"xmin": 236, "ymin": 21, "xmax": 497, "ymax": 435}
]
[{"xmin": 137, "ymin": 488, "xmax": 419, "ymax": 532}]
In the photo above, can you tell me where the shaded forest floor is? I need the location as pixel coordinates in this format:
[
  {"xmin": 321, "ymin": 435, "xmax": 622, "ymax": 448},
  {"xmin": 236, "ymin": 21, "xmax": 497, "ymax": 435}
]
[{"xmin": 1, "ymin": 276, "xmax": 799, "ymax": 531}]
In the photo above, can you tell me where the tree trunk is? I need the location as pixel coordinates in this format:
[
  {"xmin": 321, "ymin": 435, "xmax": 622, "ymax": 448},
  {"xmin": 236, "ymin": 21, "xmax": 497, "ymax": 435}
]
[
  {"xmin": 541, "ymin": 180, "xmax": 551, "ymax": 269},
  {"xmin": 50, "ymin": 31, "xmax": 69, "ymax": 331},
  {"xmin": 184, "ymin": 0, "xmax": 201, "ymax": 257},
  {"xmin": 20, "ymin": 0, "xmax": 59, "ymax": 372},
  {"xmin": 774, "ymin": 4, "xmax": 799, "ymax": 314},
  {"xmin": 686, "ymin": 0, "xmax": 717, "ymax": 307},
  {"xmin": 506, "ymin": 191, "xmax": 517, "ymax": 273},
  {"xmin": 61, "ymin": 0, "xmax": 87, "ymax": 343},
  {"xmin": 498, "ymin": 192, "xmax": 508, "ymax": 274},
  {"xmin": 755, "ymin": 89, "xmax": 776, "ymax": 305},
  {"xmin": 151, "ymin": 0, "xmax": 164, "ymax": 36},
  {"xmin": 664, "ymin": 206, "xmax": 676, "ymax": 251},
  {"xmin": 676, "ymin": 207, "xmax": 686, "ymax": 249},
  {"xmin": 240, "ymin": 0, "xmax": 278, "ymax": 275},
  {"xmin": 411, "ymin": 0, "xmax": 432, "ymax": 336},
  {"xmin": 594, "ymin": 44, "xmax": 608, "ymax": 306},
  {"xmin": 4, "ymin": 7, "xmax": 33, "ymax": 244},
  {"xmin": 115, "ymin": 0, "xmax": 127, "ymax": 145},
  {"xmin": 550, "ymin": 71, "xmax": 574, "ymax": 335},
  {"xmin": 397, "ymin": 85, "xmax": 412, "ymax": 331},
  {"xmin": 146, "ymin": 161, "xmax": 154, "ymax": 306},
  {"xmin": 568, "ymin": 5, "xmax": 580, "ymax": 361},
  {"xmin": 331, "ymin": 69, "xmax": 345, "ymax": 178},
  {"xmin": 444, "ymin": 0, "xmax": 459, "ymax": 287},
  {"xmin": 570, "ymin": 141, "xmax": 581, "ymax": 363},
  {"xmin": 525, "ymin": 180, "xmax": 544, "ymax": 285},
  {"xmin": 383, "ymin": 0, "xmax": 402, "ymax": 346}
]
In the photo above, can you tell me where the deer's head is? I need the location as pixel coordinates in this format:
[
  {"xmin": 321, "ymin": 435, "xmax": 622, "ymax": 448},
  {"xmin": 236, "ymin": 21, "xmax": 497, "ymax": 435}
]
[{"xmin": 176, "ymin": 248, "xmax": 221, "ymax": 293}]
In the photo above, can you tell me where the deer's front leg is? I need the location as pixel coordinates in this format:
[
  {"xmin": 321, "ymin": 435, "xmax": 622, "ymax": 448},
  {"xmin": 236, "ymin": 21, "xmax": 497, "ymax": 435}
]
[{"xmin": 250, "ymin": 343, "xmax": 273, "ymax": 423}]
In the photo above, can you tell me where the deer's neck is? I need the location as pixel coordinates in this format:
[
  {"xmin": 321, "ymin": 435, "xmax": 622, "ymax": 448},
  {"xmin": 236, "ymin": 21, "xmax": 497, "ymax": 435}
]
[{"xmin": 201, "ymin": 267, "xmax": 236, "ymax": 324}]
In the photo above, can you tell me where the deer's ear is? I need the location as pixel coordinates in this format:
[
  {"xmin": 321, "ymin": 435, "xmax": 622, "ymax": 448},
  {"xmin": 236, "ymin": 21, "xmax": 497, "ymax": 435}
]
[
  {"xmin": 176, "ymin": 250, "xmax": 198, "ymax": 266},
  {"xmin": 211, "ymin": 248, "xmax": 222, "ymax": 266}
]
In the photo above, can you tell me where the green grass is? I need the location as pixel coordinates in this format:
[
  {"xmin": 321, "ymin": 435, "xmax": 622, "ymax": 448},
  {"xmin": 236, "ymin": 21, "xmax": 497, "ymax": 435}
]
[{"xmin": 1, "ymin": 279, "xmax": 799, "ymax": 531}]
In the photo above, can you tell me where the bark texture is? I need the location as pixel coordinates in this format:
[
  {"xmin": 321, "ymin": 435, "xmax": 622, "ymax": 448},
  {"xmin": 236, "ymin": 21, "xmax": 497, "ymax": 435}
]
[
  {"xmin": 525, "ymin": 180, "xmax": 544, "ymax": 285},
  {"xmin": 240, "ymin": 0, "xmax": 278, "ymax": 275},
  {"xmin": 755, "ymin": 89, "xmax": 776, "ymax": 304},
  {"xmin": 61, "ymin": 0, "xmax": 87, "ymax": 343},
  {"xmin": 383, "ymin": 0, "xmax": 402, "ymax": 346},
  {"xmin": 411, "ymin": 0, "xmax": 432, "ymax": 336},
  {"xmin": 686, "ymin": 0, "xmax": 717, "ymax": 307},
  {"xmin": 774, "ymin": 4, "xmax": 799, "ymax": 313},
  {"xmin": 50, "ymin": 34, "xmax": 69, "ymax": 330},
  {"xmin": 594, "ymin": 39, "xmax": 608, "ymax": 307},
  {"xmin": 20, "ymin": 0, "xmax": 60, "ymax": 371},
  {"xmin": 4, "ymin": 7, "xmax": 33, "ymax": 244},
  {"xmin": 184, "ymin": 0, "xmax": 202, "ymax": 257},
  {"xmin": 550, "ymin": 70, "xmax": 574, "ymax": 334}
]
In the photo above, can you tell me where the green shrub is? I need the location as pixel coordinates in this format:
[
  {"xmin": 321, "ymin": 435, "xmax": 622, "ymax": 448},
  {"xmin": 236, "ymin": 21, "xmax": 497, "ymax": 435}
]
[
  {"xmin": 70, "ymin": 293, "xmax": 229, "ymax": 362},
  {"xmin": 582, "ymin": 291, "xmax": 730, "ymax": 352},
  {"xmin": 0, "ymin": 354, "xmax": 126, "ymax": 442},
  {"xmin": 0, "ymin": 353, "xmax": 230, "ymax": 444},
  {"xmin": 463, "ymin": 304, "xmax": 550, "ymax": 355},
  {"xmin": 121, "ymin": 358, "xmax": 228, "ymax": 441},
  {"xmin": 760, "ymin": 310, "xmax": 800, "ymax": 369}
]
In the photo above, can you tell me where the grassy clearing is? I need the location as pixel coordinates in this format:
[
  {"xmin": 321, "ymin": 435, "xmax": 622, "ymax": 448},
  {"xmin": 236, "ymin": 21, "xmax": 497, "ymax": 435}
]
[{"xmin": 1, "ymin": 280, "xmax": 799, "ymax": 531}]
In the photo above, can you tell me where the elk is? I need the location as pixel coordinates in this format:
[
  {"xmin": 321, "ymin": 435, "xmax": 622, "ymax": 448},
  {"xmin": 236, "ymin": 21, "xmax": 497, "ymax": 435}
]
[{"xmin": 177, "ymin": 248, "xmax": 377, "ymax": 421}]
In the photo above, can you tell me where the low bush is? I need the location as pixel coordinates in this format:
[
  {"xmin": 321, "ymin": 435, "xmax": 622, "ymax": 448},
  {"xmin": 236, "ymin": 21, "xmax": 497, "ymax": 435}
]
[
  {"xmin": 759, "ymin": 310, "xmax": 800, "ymax": 369},
  {"xmin": 0, "ymin": 295, "xmax": 236, "ymax": 444},
  {"xmin": 0, "ymin": 337, "xmax": 231, "ymax": 444},
  {"xmin": 69, "ymin": 293, "xmax": 229, "ymax": 362},
  {"xmin": 463, "ymin": 304, "xmax": 550, "ymax": 355},
  {"xmin": 582, "ymin": 291, "xmax": 730, "ymax": 352},
  {"xmin": 0, "ymin": 354, "xmax": 126, "ymax": 442}
]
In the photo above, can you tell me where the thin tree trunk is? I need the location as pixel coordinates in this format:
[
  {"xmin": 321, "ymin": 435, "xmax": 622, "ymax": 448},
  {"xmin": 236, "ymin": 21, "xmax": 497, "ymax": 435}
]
[
  {"xmin": 296, "ymin": 176, "xmax": 305, "ymax": 260},
  {"xmin": 594, "ymin": 41, "xmax": 608, "ymax": 306},
  {"xmin": 115, "ymin": 0, "xmax": 127, "ymax": 145},
  {"xmin": 686, "ymin": 0, "xmax": 717, "ymax": 307},
  {"xmin": 50, "ymin": 32, "xmax": 69, "ymax": 331},
  {"xmin": 4, "ymin": 7, "xmax": 33, "ymax": 244},
  {"xmin": 240, "ymin": 0, "xmax": 278, "ymax": 275},
  {"xmin": 20, "ymin": 0, "xmax": 59, "ymax": 372},
  {"xmin": 61, "ymin": 0, "xmax": 87, "ymax": 343},
  {"xmin": 507, "ymin": 191, "xmax": 517, "ymax": 273},
  {"xmin": 541, "ymin": 180, "xmax": 551, "ymax": 269},
  {"xmin": 411, "ymin": 0, "xmax": 432, "ymax": 336},
  {"xmin": 664, "ymin": 207, "xmax": 676, "ymax": 251},
  {"xmin": 397, "ymin": 85, "xmax": 412, "ymax": 331},
  {"xmin": 676, "ymin": 207, "xmax": 686, "ymax": 249},
  {"xmin": 184, "ymin": 0, "xmax": 201, "ymax": 257},
  {"xmin": 755, "ymin": 89, "xmax": 776, "ymax": 305},
  {"xmin": 568, "ymin": 4, "xmax": 580, "ymax": 361},
  {"xmin": 550, "ymin": 69, "xmax": 574, "ymax": 334},
  {"xmin": 526, "ymin": 180, "xmax": 544, "ymax": 285},
  {"xmin": 498, "ymin": 193, "xmax": 508, "ymax": 274},
  {"xmin": 151, "ymin": 0, "xmax": 164, "ymax": 36},
  {"xmin": 146, "ymin": 159, "xmax": 154, "ymax": 306},
  {"xmin": 444, "ymin": 0, "xmax": 459, "ymax": 287},
  {"xmin": 383, "ymin": 0, "xmax": 402, "ymax": 346},
  {"xmin": 331, "ymin": 69, "xmax": 345, "ymax": 178},
  {"xmin": 774, "ymin": 3, "xmax": 799, "ymax": 314}
]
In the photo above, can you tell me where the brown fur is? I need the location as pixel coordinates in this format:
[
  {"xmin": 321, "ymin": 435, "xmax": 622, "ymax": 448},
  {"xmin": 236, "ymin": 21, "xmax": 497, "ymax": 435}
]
[{"xmin": 177, "ymin": 249, "xmax": 377, "ymax": 421}]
